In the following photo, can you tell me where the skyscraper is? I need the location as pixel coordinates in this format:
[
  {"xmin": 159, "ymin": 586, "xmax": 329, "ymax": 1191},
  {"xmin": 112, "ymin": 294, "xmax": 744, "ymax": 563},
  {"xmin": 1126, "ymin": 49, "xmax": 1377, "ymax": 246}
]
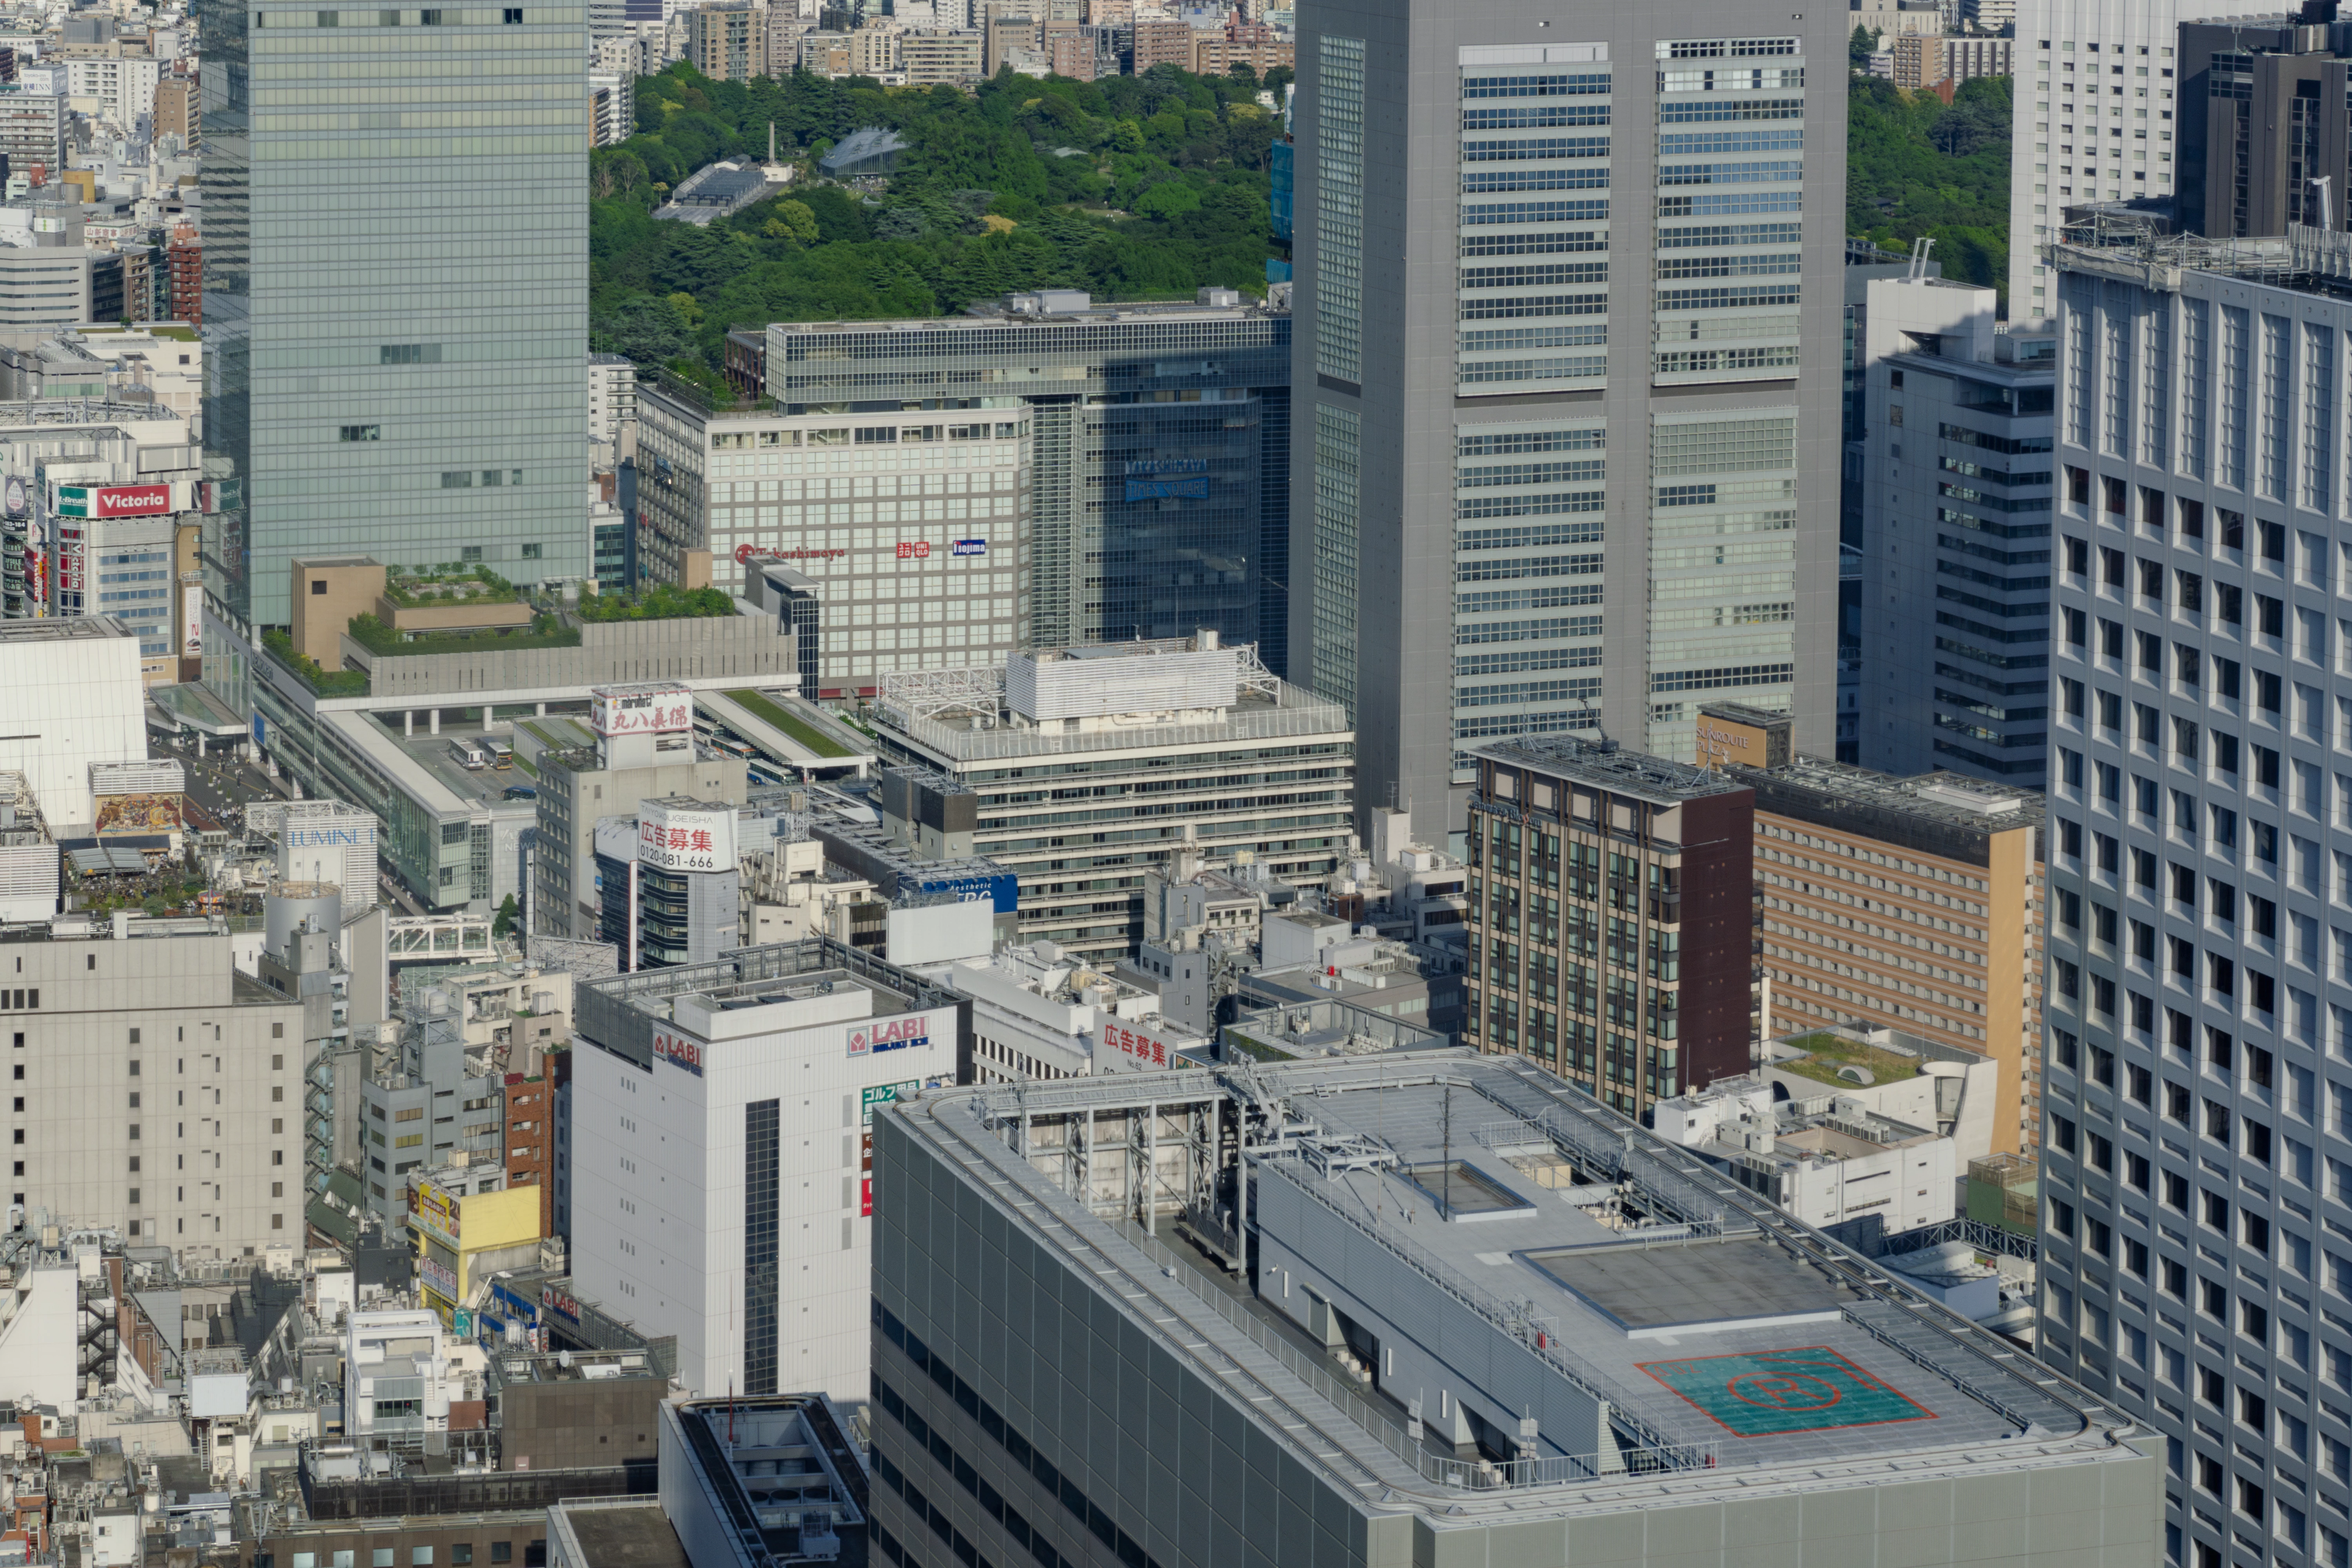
[
  {"xmin": 1286, "ymin": 0, "xmax": 1847, "ymax": 850},
  {"xmin": 2045, "ymin": 229, "xmax": 2352, "ymax": 1568},
  {"xmin": 197, "ymin": 0, "xmax": 590, "ymax": 635}
]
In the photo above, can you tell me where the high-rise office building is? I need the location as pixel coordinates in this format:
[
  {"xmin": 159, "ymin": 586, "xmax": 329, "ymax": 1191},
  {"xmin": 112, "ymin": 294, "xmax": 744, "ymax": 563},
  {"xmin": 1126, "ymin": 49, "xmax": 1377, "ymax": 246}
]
[
  {"xmin": 1853, "ymin": 270, "xmax": 2058, "ymax": 783},
  {"xmin": 1286, "ymin": 0, "xmax": 1846, "ymax": 851},
  {"xmin": 874, "ymin": 1054, "xmax": 2163, "ymax": 1568},
  {"xmin": 2003, "ymin": 0, "xmax": 2274, "ymax": 322},
  {"xmin": 2045, "ymin": 231, "xmax": 2352, "ymax": 1568},
  {"xmin": 198, "ymin": 0, "xmax": 590, "ymax": 635},
  {"xmin": 2176, "ymin": 15, "xmax": 2352, "ymax": 238}
]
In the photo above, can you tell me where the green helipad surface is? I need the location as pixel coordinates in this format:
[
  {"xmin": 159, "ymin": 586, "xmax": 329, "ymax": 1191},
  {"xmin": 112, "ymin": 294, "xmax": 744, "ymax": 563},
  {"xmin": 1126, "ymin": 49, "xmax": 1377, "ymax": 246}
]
[{"xmin": 1636, "ymin": 1346, "xmax": 1933, "ymax": 1437}]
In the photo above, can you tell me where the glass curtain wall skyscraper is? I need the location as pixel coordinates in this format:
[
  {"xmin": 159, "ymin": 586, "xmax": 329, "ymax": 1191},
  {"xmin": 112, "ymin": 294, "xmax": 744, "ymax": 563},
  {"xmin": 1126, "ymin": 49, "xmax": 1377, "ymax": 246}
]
[
  {"xmin": 198, "ymin": 0, "xmax": 590, "ymax": 634},
  {"xmin": 1287, "ymin": 0, "xmax": 1846, "ymax": 850}
]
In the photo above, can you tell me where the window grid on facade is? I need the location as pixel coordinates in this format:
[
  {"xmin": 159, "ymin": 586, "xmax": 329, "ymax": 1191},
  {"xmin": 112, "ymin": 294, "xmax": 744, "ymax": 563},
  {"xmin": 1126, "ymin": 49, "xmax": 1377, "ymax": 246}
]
[{"xmin": 744, "ymin": 1098, "xmax": 779, "ymax": 1396}]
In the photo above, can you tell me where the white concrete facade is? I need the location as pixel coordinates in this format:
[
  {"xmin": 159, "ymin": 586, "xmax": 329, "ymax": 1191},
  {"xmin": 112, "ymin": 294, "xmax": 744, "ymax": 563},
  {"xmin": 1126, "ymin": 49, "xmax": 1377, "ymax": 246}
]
[
  {"xmin": 0, "ymin": 619, "xmax": 145, "ymax": 834},
  {"xmin": 571, "ymin": 970, "xmax": 956, "ymax": 1402}
]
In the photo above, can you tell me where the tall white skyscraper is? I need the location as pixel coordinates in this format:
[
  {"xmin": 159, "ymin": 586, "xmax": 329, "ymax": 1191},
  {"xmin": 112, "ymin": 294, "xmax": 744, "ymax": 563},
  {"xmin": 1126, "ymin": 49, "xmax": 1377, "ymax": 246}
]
[
  {"xmin": 1286, "ymin": 0, "xmax": 1847, "ymax": 849},
  {"xmin": 2006, "ymin": 0, "xmax": 2274, "ymax": 323},
  {"xmin": 2044, "ymin": 230, "xmax": 2352, "ymax": 1568}
]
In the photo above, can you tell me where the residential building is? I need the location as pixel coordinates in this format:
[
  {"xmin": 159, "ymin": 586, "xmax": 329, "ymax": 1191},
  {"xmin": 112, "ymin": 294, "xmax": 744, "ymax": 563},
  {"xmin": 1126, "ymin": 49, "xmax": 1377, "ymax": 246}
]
[
  {"xmin": 868, "ymin": 635, "xmax": 1354, "ymax": 961},
  {"xmin": 1287, "ymin": 4, "xmax": 1846, "ymax": 858},
  {"xmin": 1854, "ymin": 271, "xmax": 2056, "ymax": 782},
  {"xmin": 0, "ymin": 618, "xmax": 145, "ymax": 833},
  {"xmin": 588, "ymin": 71, "xmax": 634, "ymax": 148},
  {"xmin": 1130, "ymin": 16, "xmax": 1193, "ymax": 66},
  {"xmin": 0, "ymin": 86, "xmax": 64, "ymax": 175},
  {"xmin": 1891, "ymin": 31, "xmax": 2015, "ymax": 89},
  {"xmin": 3, "ymin": 912, "xmax": 306, "ymax": 1255},
  {"xmin": 900, "ymin": 27, "xmax": 983, "ymax": 83},
  {"xmin": 593, "ymin": 795, "xmax": 744, "ymax": 970},
  {"xmin": 683, "ymin": 1, "xmax": 764, "ymax": 78},
  {"xmin": 570, "ymin": 936, "xmax": 969, "ymax": 1401},
  {"xmin": 587, "ymin": 353, "xmax": 636, "ymax": 451},
  {"xmin": 873, "ymin": 1054, "xmax": 2164, "ymax": 1568},
  {"xmin": 535, "ymin": 686, "xmax": 750, "ymax": 940},
  {"xmin": 165, "ymin": 227, "xmax": 200, "ymax": 326},
  {"xmin": 764, "ymin": 292, "xmax": 1293, "ymax": 672},
  {"xmin": 1190, "ymin": 29, "xmax": 1292, "ymax": 73},
  {"xmin": 946, "ymin": 940, "xmax": 1204, "ymax": 1080},
  {"xmin": 2042, "ymin": 225, "xmax": 2352, "ymax": 1568},
  {"xmin": 1853, "ymin": 0, "xmax": 1951, "ymax": 36},
  {"xmin": 1966, "ymin": 0, "xmax": 2019, "ymax": 29},
  {"xmin": 1463, "ymin": 735, "xmax": 1755, "ymax": 1120},
  {"xmin": 200, "ymin": 0, "xmax": 591, "ymax": 635},
  {"xmin": 152, "ymin": 74, "xmax": 196, "ymax": 143},
  {"xmin": 633, "ymin": 385, "xmax": 1031, "ymax": 695},
  {"xmin": 1731, "ymin": 742, "xmax": 2047, "ymax": 1154},
  {"xmin": 64, "ymin": 54, "xmax": 162, "ymax": 129}
]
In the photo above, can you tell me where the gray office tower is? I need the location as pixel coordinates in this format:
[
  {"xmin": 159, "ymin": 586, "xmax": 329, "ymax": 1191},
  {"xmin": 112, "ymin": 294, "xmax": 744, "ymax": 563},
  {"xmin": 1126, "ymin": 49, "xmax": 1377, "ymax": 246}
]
[
  {"xmin": 872, "ymin": 1055, "xmax": 2163, "ymax": 1568},
  {"xmin": 1286, "ymin": 0, "xmax": 1846, "ymax": 847},
  {"xmin": 764, "ymin": 293, "xmax": 1291, "ymax": 669},
  {"xmin": 2045, "ymin": 232, "xmax": 2352, "ymax": 1568},
  {"xmin": 196, "ymin": 0, "xmax": 590, "ymax": 633}
]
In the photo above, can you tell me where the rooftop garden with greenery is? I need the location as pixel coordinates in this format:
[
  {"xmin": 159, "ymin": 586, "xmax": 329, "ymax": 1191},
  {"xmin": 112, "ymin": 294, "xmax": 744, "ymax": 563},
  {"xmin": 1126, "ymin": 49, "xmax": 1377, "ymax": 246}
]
[
  {"xmin": 383, "ymin": 564, "xmax": 522, "ymax": 608},
  {"xmin": 1776, "ymin": 1030, "xmax": 1924, "ymax": 1089},
  {"xmin": 261, "ymin": 628, "xmax": 370, "ymax": 695},
  {"xmin": 726, "ymin": 688, "xmax": 850, "ymax": 757},
  {"xmin": 574, "ymin": 583, "xmax": 737, "ymax": 621},
  {"xmin": 348, "ymin": 612, "xmax": 582, "ymax": 658}
]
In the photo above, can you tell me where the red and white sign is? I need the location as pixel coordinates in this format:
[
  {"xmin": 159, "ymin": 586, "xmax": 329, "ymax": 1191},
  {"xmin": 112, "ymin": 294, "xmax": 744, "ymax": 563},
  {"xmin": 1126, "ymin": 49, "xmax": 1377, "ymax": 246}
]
[
  {"xmin": 590, "ymin": 682, "xmax": 692, "ymax": 739},
  {"xmin": 652, "ymin": 1028, "xmax": 705, "ymax": 1076},
  {"xmin": 848, "ymin": 1015, "xmax": 931, "ymax": 1058},
  {"xmin": 1100, "ymin": 1021, "xmax": 1174, "ymax": 1069},
  {"xmin": 637, "ymin": 799, "xmax": 735, "ymax": 874},
  {"xmin": 896, "ymin": 541, "xmax": 930, "ymax": 560},
  {"xmin": 91, "ymin": 485, "xmax": 172, "ymax": 517}
]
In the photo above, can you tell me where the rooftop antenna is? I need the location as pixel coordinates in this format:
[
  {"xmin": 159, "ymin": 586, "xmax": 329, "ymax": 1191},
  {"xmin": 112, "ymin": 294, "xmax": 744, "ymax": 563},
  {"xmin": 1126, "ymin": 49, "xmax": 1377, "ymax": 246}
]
[{"xmin": 1907, "ymin": 234, "xmax": 1936, "ymax": 280}]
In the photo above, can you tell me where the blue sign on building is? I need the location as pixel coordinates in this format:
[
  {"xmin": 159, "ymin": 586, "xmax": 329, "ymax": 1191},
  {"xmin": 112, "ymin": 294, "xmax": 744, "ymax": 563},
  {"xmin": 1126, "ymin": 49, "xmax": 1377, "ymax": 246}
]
[{"xmin": 911, "ymin": 870, "xmax": 1020, "ymax": 914}]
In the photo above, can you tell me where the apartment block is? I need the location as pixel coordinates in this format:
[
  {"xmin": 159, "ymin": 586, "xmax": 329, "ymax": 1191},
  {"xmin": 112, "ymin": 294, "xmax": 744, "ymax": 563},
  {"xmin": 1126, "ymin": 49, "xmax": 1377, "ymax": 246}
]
[
  {"xmin": 1730, "ymin": 745, "xmax": 2046, "ymax": 1156},
  {"xmin": 2043, "ymin": 228, "xmax": 2352, "ymax": 1568},
  {"xmin": 1288, "ymin": 0, "xmax": 1847, "ymax": 856},
  {"xmin": 684, "ymin": 1, "xmax": 764, "ymax": 77},
  {"xmin": 1891, "ymin": 33, "xmax": 2014, "ymax": 90},
  {"xmin": 873, "ymin": 1055, "xmax": 2163, "ymax": 1568},
  {"xmin": 4, "ymin": 915, "xmax": 305, "ymax": 1256},
  {"xmin": 901, "ymin": 28, "xmax": 983, "ymax": 84},
  {"xmin": 1463, "ymin": 735, "xmax": 1755, "ymax": 1121}
]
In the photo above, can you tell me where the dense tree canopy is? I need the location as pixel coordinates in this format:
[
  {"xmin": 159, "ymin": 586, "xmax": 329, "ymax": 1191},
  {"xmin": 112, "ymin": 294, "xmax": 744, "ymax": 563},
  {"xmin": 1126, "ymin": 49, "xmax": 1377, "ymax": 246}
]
[
  {"xmin": 590, "ymin": 61, "xmax": 1291, "ymax": 387},
  {"xmin": 1845, "ymin": 74, "xmax": 2013, "ymax": 302}
]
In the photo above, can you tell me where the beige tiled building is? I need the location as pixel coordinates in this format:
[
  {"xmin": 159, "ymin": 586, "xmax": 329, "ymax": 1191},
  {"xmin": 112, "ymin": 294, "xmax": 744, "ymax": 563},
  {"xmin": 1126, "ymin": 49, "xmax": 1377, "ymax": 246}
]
[{"xmin": 1721, "ymin": 726, "xmax": 2045, "ymax": 1155}]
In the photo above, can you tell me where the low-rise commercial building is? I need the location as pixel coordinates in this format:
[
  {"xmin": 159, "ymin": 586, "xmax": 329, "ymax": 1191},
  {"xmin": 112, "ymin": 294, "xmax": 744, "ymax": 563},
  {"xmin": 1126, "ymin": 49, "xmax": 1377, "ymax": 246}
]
[
  {"xmin": 946, "ymin": 940, "xmax": 1201, "ymax": 1081},
  {"xmin": 869, "ymin": 635, "xmax": 1354, "ymax": 960},
  {"xmin": 407, "ymin": 1167, "xmax": 543, "ymax": 1327}
]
